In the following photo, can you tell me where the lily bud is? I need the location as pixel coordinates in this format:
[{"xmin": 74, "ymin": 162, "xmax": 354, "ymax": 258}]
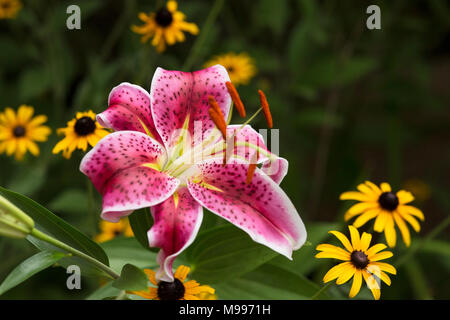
[{"xmin": 0, "ymin": 195, "xmax": 35, "ymax": 239}]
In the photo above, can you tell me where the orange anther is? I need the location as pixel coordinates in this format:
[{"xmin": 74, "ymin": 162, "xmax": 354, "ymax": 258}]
[
  {"xmin": 208, "ymin": 95, "xmax": 224, "ymax": 119},
  {"xmin": 208, "ymin": 108, "xmax": 227, "ymax": 139},
  {"xmin": 246, "ymin": 163, "xmax": 257, "ymax": 184},
  {"xmin": 258, "ymin": 90, "xmax": 273, "ymax": 129},
  {"xmin": 226, "ymin": 81, "xmax": 246, "ymax": 118}
]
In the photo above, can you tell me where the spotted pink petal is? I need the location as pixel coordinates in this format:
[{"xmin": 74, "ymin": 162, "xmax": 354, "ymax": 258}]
[
  {"xmin": 101, "ymin": 166, "xmax": 179, "ymax": 222},
  {"xmin": 187, "ymin": 159, "xmax": 306, "ymax": 259},
  {"xmin": 148, "ymin": 187, "xmax": 203, "ymax": 282},
  {"xmin": 261, "ymin": 157, "xmax": 289, "ymax": 184},
  {"xmin": 150, "ymin": 65, "xmax": 231, "ymax": 149},
  {"xmin": 80, "ymin": 131, "xmax": 179, "ymax": 221},
  {"xmin": 97, "ymin": 83, "xmax": 161, "ymax": 143}
]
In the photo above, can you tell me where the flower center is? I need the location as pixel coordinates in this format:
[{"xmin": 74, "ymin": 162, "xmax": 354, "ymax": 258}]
[
  {"xmin": 157, "ymin": 278, "xmax": 185, "ymax": 300},
  {"xmin": 378, "ymin": 192, "xmax": 399, "ymax": 211},
  {"xmin": 155, "ymin": 8, "xmax": 173, "ymax": 27},
  {"xmin": 351, "ymin": 250, "xmax": 369, "ymax": 269},
  {"xmin": 13, "ymin": 125, "xmax": 26, "ymax": 137},
  {"xmin": 74, "ymin": 116, "xmax": 96, "ymax": 136}
]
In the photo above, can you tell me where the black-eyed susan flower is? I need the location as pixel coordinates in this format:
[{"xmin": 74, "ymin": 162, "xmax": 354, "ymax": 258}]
[
  {"xmin": 340, "ymin": 181, "xmax": 425, "ymax": 247},
  {"xmin": 0, "ymin": 0, "xmax": 22, "ymax": 19},
  {"xmin": 94, "ymin": 218, "xmax": 134, "ymax": 243},
  {"xmin": 52, "ymin": 110, "xmax": 109, "ymax": 159},
  {"xmin": 204, "ymin": 52, "xmax": 257, "ymax": 85},
  {"xmin": 131, "ymin": 0, "xmax": 199, "ymax": 53},
  {"xmin": 0, "ymin": 105, "xmax": 51, "ymax": 160},
  {"xmin": 131, "ymin": 265, "xmax": 215, "ymax": 300},
  {"xmin": 316, "ymin": 225, "xmax": 397, "ymax": 300}
]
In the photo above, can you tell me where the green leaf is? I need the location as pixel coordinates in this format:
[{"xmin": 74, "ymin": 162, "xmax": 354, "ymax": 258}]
[
  {"xmin": 269, "ymin": 222, "xmax": 337, "ymax": 276},
  {"xmin": 214, "ymin": 264, "xmax": 330, "ymax": 300},
  {"xmin": 100, "ymin": 237, "xmax": 158, "ymax": 273},
  {"xmin": 186, "ymin": 225, "xmax": 278, "ymax": 284},
  {"xmin": 254, "ymin": 0, "xmax": 288, "ymax": 36},
  {"xmin": 0, "ymin": 250, "xmax": 66, "ymax": 296},
  {"xmin": 128, "ymin": 208, "xmax": 154, "ymax": 251},
  {"xmin": 47, "ymin": 189, "xmax": 88, "ymax": 215},
  {"xmin": 85, "ymin": 281, "xmax": 121, "ymax": 300},
  {"xmin": 112, "ymin": 264, "xmax": 148, "ymax": 291},
  {"xmin": 0, "ymin": 186, "xmax": 109, "ymax": 267}
]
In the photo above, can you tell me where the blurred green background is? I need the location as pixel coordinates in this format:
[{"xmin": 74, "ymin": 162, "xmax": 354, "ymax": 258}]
[{"xmin": 0, "ymin": 0, "xmax": 449, "ymax": 300}]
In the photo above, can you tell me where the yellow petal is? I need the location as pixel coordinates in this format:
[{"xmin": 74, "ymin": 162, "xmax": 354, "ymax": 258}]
[
  {"xmin": 329, "ymin": 230, "xmax": 353, "ymax": 252},
  {"xmin": 370, "ymin": 262, "xmax": 397, "ymax": 275},
  {"xmin": 393, "ymin": 212, "xmax": 411, "ymax": 247},
  {"xmin": 362, "ymin": 271, "xmax": 380, "ymax": 300},
  {"xmin": 26, "ymin": 140, "xmax": 40, "ymax": 156},
  {"xmin": 397, "ymin": 190, "xmax": 414, "ymax": 204},
  {"xmin": 323, "ymin": 262, "xmax": 352, "ymax": 283},
  {"xmin": 370, "ymin": 251, "xmax": 393, "ymax": 262},
  {"xmin": 384, "ymin": 216, "xmax": 397, "ymax": 247},
  {"xmin": 353, "ymin": 208, "xmax": 380, "ymax": 228},
  {"xmin": 364, "ymin": 181, "xmax": 382, "ymax": 194},
  {"xmin": 340, "ymin": 191, "xmax": 376, "ymax": 202},
  {"xmin": 17, "ymin": 105, "xmax": 34, "ymax": 123},
  {"xmin": 359, "ymin": 232, "xmax": 372, "ymax": 252},
  {"xmin": 366, "ymin": 243, "xmax": 387, "ymax": 258},
  {"xmin": 348, "ymin": 270, "xmax": 362, "ymax": 298},
  {"xmin": 399, "ymin": 210, "xmax": 421, "ymax": 232},
  {"xmin": 400, "ymin": 205, "xmax": 424, "ymax": 221},
  {"xmin": 143, "ymin": 269, "xmax": 158, "ymax": 286},
  {"xmin": 380, "ymin": 182, "xmax": 391, "ymax": 192},
  {"xmin": 336, "ymin": 265, "xmax": 356, "ymax": 285},
  {"xmin": 174, "ymin": 265, "xmax": 190, "ymax": 282},
  {"xmin": 349, "ymin": 225, "xmax": 361, "ymax": 251},
  {"xmin": 373, "ymin": 211, "xmax": 388, "ymax": 232},
  {"xmin": 315, "ymin": 250, "xmax": 350, "ymax": 261},
  {"xmin": 344, "ymin": 202, "xmax": 379, "ymax": 221}
]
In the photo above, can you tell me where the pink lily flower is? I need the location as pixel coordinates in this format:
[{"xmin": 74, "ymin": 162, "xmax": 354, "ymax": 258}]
[{"xmin": 80, "ymin": 65, "xmax": 306, "ymax": 282}]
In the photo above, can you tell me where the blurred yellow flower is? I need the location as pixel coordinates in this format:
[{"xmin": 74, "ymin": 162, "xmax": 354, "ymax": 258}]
[
  {"xmin": 132, "ymin": 0, "xmax": 199, "ymax": 53},
  {"xmin": 94, "ymin": 218, "xmax": 134, "ymax": 243},
  {"xmin": 316, "ymin": 225, "xmax": 397, "ymax": 300},
  {"xmin": 340, "ymin": 181, "xmax": 425, "ymax": 248},
  {"xmin": 0, "ymin": 0, "xmax": 22, "ymax": 20},
  {"xmin": 204, "ymin": 52, "xmax": 257, "ymax": 85},
  {"xmin": 0, "ymin": 105, "xmax": 51, "ymax": 160},
  {"xmin": 132, "ymin": 265, "xmax": 215, "ymax": 300},
  {"xmin": 403, "ymin": 179, "xmax": 431, "ymax": 202},
  {"xmin": 52, "ymin": 110, "xmax": 109, "ymax": 159}
]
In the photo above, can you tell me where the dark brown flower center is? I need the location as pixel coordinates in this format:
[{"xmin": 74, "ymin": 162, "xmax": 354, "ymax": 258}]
[
  {"xmin": 378, "ymin": 192, "xmax": 399, "ymax": 211},
  {"xmin": 74, "ymin": 116, "xmax": 96, "ymax": 136},
  {"xmin": 155, "ymin": 8, "xmax": 173, "ymax": 27},
  {"xmin": 351, "ymin": 250, "xmax": 369, "ymax": 269},
  {"xmin": 157, "ymin": 278, "xmax": 185, "ymax": 300},
  {"xmin": 13, "ymin": 125, "xmax": 26, "ymax": 137}
]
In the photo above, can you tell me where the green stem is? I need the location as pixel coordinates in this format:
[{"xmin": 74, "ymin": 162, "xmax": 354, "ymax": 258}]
[
  {"xmin": 182, "ymin": 0, "xmax": 225, "ymax": 71},
  {"xmin": 395, "ymin": 215, "xmax": 450, "ymax": 267},
  {"xmin": 30, "ymin": 228, "xmax": 120, "ymax": 280},
  {"xmin": 310, "ymin": 282, "xmax": 333, "ymax": 300}
]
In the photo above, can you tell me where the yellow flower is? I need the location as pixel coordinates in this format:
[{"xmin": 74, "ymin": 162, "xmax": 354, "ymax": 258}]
[
  {"xmin": 340, "ymin": 181, "xmax": 425, "ymax": 247},
  {"xmin": 94, "ymin": 218, "xmax": 134, "ymax": 243},
  {"xmin": 131, "ymin": 0, "xmax": 199, "ymax": 53},
  {"xmin": 132, "ymin": 265, "xmax": 215, "ymax": 300},
  {"xmin": 0, "ymin": 105, "xmax": 51, "ymax": 160},
  {"xmin": 52, "ymin": 110, "xmax": 109, "ymax": 159},
  {"xmin": 316, "ymin": 225, "xmax": 397, "ymax": 300},
  {"xmin": 0, "ymin": 0, "xmax": 22, "ymax": 20},
  {"xmin": 204, "ymin": 52, "xmax": 257, "ymax": 85}
]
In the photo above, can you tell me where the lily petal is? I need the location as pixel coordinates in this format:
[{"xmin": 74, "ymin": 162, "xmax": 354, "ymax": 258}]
[
  {"xmin": 148, "ymin": 187, "xmax": 203, "ymax": 282},
  {"xmin": 80, "ymin": 131, "xmax": 179, "ymax": 221},
  {"xmin": 150, "ymin": 65, "xmax": 231, "ymax": 149},
  {"xmin": 98, "ymin": 83, "xmax": 161, "ymax": 142},
  {"xmin": 187, "ymin": 158, "xmax": 306, "ymax": 259}
]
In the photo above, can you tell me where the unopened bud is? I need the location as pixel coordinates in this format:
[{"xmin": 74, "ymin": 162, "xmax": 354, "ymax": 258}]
[{"xmin": 0, "ymin": 195, "xmax": 35, "ymax": 239}]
